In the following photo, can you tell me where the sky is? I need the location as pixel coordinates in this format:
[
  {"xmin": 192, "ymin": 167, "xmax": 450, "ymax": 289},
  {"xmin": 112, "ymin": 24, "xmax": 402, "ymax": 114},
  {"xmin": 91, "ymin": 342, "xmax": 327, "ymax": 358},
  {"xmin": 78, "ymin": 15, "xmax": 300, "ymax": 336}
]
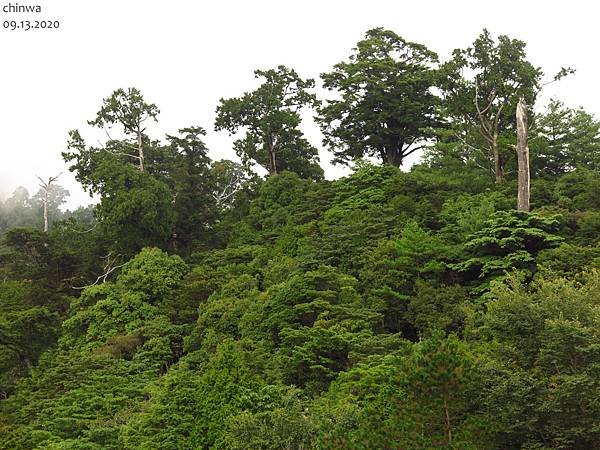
[{"xmin": 0, "ymin": 0, "xmax": 596, "ymax": 209}]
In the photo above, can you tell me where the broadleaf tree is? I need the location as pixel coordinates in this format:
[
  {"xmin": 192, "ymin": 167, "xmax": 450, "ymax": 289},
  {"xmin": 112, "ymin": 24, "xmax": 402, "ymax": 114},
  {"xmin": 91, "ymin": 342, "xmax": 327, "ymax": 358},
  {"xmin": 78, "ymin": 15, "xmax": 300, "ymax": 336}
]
[
  {"xmin": 440, "ymin": 29, "xmax": 542, "ymax": 182},
  {"xmin": 215, "ymin": 65, "xmax": 323, "ymax": 180}
]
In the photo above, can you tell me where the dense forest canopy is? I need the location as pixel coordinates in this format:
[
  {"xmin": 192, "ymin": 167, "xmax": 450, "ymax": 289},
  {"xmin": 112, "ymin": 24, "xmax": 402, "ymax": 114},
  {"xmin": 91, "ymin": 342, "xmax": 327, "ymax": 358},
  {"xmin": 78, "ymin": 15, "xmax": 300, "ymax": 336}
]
[{"xmin": 2, "ymin": 28, "xmax": 600, "ymax": 449}]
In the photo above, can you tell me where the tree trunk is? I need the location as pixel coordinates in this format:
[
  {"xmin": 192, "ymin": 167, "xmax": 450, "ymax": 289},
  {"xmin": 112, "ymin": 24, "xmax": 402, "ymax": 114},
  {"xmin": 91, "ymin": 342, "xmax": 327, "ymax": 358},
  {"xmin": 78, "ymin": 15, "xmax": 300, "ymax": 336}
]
[
  {"xmin": 270, "ymin": 148, "xmax": 278, "ymax": 175},
  {"xmin": 516, "ymin": 97, "xmax": 530, "ymax": 212},
  {"xmin": 492, "ymin": 132, "xmax": 503, "ymax": 183},
  {"xmin": 384, "ymin": 146, "xmax": 402, "ymax": 167},
  {"xmin": 37, "ymin": 174, "xmax": 60, "ymax": 233},
  {"xmin": 137, "ymin": 125, "xmax": 145, "ymax": 172},
  {"xmin": 443, "ymin": 397, "xmax": 452, "ymax": 445},
  {"xmin": 43, "ymin": 188, "xmax": 49, "ymax": 233}
]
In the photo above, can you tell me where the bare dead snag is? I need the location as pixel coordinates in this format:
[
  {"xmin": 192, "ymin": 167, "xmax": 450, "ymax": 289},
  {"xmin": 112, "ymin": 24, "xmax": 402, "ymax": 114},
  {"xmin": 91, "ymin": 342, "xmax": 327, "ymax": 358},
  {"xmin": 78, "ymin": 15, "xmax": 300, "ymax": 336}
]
[
  {"xmin": 72, "ymin": 252, "xmax": 126, "ymax": 290},
  {"xmin": 36, "ymin": 173, "xmax": 61, "ymax": 232},
  {"xmin": 516, "ymin": 97, "xmax": 530, "ymax": 212}
]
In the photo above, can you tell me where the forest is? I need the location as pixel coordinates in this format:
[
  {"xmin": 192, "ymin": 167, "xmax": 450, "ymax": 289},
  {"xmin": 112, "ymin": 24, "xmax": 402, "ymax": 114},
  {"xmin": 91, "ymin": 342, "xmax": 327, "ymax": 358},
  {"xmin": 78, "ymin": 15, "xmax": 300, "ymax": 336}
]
[{"xmin": 1, "ymin": 28, "xmax": 600, "ymax": 449}]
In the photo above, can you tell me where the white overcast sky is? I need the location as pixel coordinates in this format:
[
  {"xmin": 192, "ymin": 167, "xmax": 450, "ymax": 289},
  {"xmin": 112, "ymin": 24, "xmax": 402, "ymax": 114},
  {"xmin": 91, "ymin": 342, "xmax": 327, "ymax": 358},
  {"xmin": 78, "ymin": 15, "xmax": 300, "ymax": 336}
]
[{"xmin": 0, "ymin": 0, "xmax": 595, "ymax": 208}]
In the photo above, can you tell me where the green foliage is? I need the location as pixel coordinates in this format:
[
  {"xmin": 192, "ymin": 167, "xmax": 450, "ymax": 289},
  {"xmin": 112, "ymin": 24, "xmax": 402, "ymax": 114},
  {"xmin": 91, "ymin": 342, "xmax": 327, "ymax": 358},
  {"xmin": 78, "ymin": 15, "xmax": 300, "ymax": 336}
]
[
  {"xmin": 255, "ymin": 265, "xmax": 381, "ymax": 393},
  {"xmin": 61, "ymin": 248, "xmax": 186, "ymax": 349},
  {"xmin": 439, "ymin": 29, "xmax": 542, "ymax": 181},
  {"xmin": 319, "ymin": 28, "xmax": 440, "ymax": 167},
  {"xmin": 555, "ymin": 168, "xmax": 600, "ymax": 211},
  {"xmin": 95, "ymin": 164, "xmax": 176, "ymax": 253},
  {"xmin": 532, "ymin": 99, "xmax": 600, "ymax": 176},
  {"xmin": 472, "ymin": 273, "xmax": 600, "ymax": 449},
  {"xmin": 221, "ymin": 385, "xmax": 315, "ymax": 449},
  {"xmin": 0, "ymin": 281, "xmax": 61, "ymax": 397},
  {"xmin": 215, "ymin": 65, "xmax": 323, "ymax": 179},
  {"xmin": 536, "ymin": 242, "xmax": 600, "ymax": 279},
  {"xmin": 165, "ymin": 126, "xmax": 218, "ymax": 253},
  {"xmin": 63, "ymin": 89, "xmax": 220, "ymax": 255},
  {"xmin": 451, "ymin": 211, "xmax": 563, "ymax": 291},
  {"xmin": 121, "ymin": 340, "xmax": 262, "ymax": 449},
  {"xmin": 3, "ymin": 28, "xmax": 600, "ymax": 450},
  {"xmin": 313, "ymin": 334, "xmax": 488, "ymax": 449},
  {"xmin": 88, "ymin": 87, "xmax": 159, "ymax": 139}
]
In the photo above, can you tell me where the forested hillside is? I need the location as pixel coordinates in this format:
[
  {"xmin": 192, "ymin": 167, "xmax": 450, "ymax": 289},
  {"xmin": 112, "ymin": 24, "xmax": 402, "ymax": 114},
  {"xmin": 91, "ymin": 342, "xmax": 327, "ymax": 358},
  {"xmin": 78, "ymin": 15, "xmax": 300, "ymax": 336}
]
[{"xmin": 2, "ymin": 28, "xmax": 600, "ymax": 449}]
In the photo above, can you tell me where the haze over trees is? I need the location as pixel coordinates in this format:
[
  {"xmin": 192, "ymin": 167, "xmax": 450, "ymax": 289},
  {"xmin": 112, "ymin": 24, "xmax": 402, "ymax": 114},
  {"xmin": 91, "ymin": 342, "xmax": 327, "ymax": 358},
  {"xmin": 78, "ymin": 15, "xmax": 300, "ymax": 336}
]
[{"xmin": 2, "ymin": 28, "xmax": 600, "ymax": 449}]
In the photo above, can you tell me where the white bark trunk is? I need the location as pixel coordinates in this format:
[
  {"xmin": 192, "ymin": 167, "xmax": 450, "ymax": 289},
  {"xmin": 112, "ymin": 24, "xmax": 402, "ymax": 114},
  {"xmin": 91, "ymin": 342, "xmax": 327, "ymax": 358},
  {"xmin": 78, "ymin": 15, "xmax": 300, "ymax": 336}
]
[
  {"xmin": 36, "ymin": 173, "xmax": 61, "ymax": 233},
  {"xmin": 43, "ymin": 189, "xmax": 49, "ymax": 232},
  {"xmin": 137, "ymin": 125, "xmax": 145, "ymax": 172},
  {"xmin": 516, "ymin": 97, "xmax": 530, "ymax": 212}
]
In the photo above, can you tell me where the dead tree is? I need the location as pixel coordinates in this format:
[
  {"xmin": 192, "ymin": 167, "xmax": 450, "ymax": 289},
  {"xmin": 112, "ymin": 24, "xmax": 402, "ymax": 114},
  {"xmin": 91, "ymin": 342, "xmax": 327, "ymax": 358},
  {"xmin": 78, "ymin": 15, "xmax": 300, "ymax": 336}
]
[
  {"xmin": 72, "ymin": 252, "xmax": 126, "ymax": 290},
  {"xmin": 36, "ymin": 173, "xmax": 61, "ymax": 232},
  {"xmin": 516, "ymin": 97, "xmax": 530, "ymax": 212}
]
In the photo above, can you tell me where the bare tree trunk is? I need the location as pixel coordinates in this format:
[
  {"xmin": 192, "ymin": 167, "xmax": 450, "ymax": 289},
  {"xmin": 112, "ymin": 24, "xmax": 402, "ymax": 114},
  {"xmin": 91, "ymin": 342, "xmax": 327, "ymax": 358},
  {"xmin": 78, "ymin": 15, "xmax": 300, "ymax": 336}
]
[
  {"xmin": 271, "ymin": 151, "xmax": 277, "ymax": 174},
  {"xmin": 43, "ymin": 188, "xmax": 49, "ymax": 232},
  {"xmin": 386, "ymin": 147, "xmax": 402, "ymax": 167},
  {"xmin": 516, "ymin": 97, "xmax": 530, "ymax": 212},
  {"xmin": 492, "ymin": 133, "xmax": 503, "ymax": 183},
  {"xmin": 269, "ymin": 141, "xmax": 278, "ymax": 175},
  {"xmin": 443, "ymin": 397, "xmax": 452, "ymax": 445},
  {"xmin": 36, "ymin": 173, "xmax": 61, "ymax": 233},
  {"xmin": 137, "ymin": 124, "xmax": 145, "ymax": 172}
]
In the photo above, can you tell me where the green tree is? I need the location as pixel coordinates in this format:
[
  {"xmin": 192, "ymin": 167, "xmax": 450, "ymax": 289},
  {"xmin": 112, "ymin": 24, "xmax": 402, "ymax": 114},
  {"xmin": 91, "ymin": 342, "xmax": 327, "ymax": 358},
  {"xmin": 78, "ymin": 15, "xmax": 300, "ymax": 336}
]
[
  {"xmin": 313, "ymin": 335, "xmax": 487, "ymax": 449},
  {"xmin": 62, "ymin": 90, "xmax": 184, "ymax": 254},
  {"xmin": 451, "ymin": 210, "xmax": 563, "ymax": 292},
  {"xmin": 215, "ymin": 65, "xmax": 323, "ymax": 179},
  {"xmin": 88, "ymin": 87, "xmax": 159, "ymax": 172},
  {"xmin": 0, "ymin": 281, "xmax": 61, "ymax": 398},
  {"xmin": 0, "ymin": 187, "xmax": 35, "ymax": 234},
  {"xmin": 318, "ymin": 28, "xmax": 441, "ymax": 167},
  {"xmin": 255, "ymin": 265, "xmax": 381, "ymax": 393},
  {"xmin": 165, "ymin": 126, "xmax": 217, "ymax": 253},
  {"xmin": 532, "ymin": 99, "xmax": 600, "ymax": 176},
  {"xmin": 440, "ymin": 29, "xmax": 542, "ymax": 182},
  {"xmin": 472, "ymin": 272, "xmax": 600, "ymax": 449}
]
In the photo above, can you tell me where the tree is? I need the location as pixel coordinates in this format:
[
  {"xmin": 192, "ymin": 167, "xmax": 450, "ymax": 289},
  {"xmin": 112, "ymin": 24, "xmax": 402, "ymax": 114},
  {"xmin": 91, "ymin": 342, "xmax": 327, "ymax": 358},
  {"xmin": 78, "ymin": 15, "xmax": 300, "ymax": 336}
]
[
  {"xmin": 531, "ymin": 100, "xmax": 600, "ymax": 176},
  {"xmin": 34, "ymin": 174, "xmax": 63, "ymax": 232},
  {"xmin": 63, "ymin": 90, "xmax": 179, "ymax": 254},
  {"xmin": 475, "ymin": 273, "xmax": 600, "ymax": 448},
  {"xmin": 210, "ymin": 160, "xmax": 255, "ymax": 210},
  {"xmin": 318, "ymin": 28, "xmax": 441, "ymax": 167},
  {"xmin": 88, "ymin": 87, "xmax": 159, "ymax": 172},
  {"xmin": 451, "ymin": 210, "xmax": 563, "ymax": 292},
  {"xmin": 215, "ymin": 65, "xmax": 323, "ymax": 179},
  {"xmin": 165, "ymin": 127, "xmax": 217, "ymax": 253},
  {"xmin": 441, "ymin": 29, "xmax": 542, "ymax": 182},
  {"xmin": 62, "ymin": 88, "xmax": 161, "ymax": 196},
  {"xmin": 0, "ymin": 187, "xmax": 34, "ymax": 235},
  {"xmin": 95, "ymin": 164, "xmax": 176, "ymax": 253}
]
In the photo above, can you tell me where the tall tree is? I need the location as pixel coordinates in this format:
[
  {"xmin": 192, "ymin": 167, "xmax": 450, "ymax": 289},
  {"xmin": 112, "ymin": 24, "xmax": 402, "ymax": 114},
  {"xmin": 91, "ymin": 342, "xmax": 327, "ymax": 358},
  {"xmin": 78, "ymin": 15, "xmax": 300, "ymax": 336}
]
[
  {"xmin": 165, "ymin": 126, "xmax": 217, "ymax": 253},
  {"xmin": 63, "ymin": 89, "xmax": 175, "ymax": 254},
  {"xmin": 34, "ymin": 174, "xmax": 62, "ymax": 232},
  {"xmin": 215, "ymin": 65, "xmax": 323, "ymax": 179},
  {"xmin": 531, "ymin": 100, "xmax": 600, "ymax": 176},
  {"xmin": 88, "ymin": 87, "xmax": 159, "ymax": 172},
  {"xmin": 441, "ymin": 29, "xmax": 542, "ymax": 182},
  {"xmin": 318, "ymin": 28, "xmax": 441, "ymax": 167}
]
